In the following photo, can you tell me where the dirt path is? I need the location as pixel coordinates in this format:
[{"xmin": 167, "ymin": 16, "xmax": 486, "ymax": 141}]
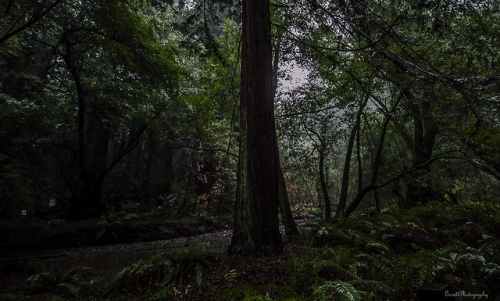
[{"xmin": 0, "ymin": 218, "xmax": 313, "ymax": 295}]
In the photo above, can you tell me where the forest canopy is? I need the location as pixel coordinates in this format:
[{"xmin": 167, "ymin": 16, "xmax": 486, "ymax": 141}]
[{"xmin": 0, "ymin": 0, "xmax": 499, "ymax": 230}]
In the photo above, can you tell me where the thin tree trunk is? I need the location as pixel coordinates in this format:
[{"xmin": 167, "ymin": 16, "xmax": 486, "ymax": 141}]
[
  {"xmin": 177, "ymin": 170, "xmax": 192, "ymax": 215},
  {"xmin": 146, "ymin": 131, "xmax": 159, "ymax": 211},
  {"xmin": 319, "ymin": 147, "xmax": 332, "ymax": 220},
  {"xmin": 276, "ymin": 145, "xmax": 300, "ymax": 237},
  {"xmin": 335, "ymin": 96, "xmax": 368, "ymax": 220},
  {"xmin": 272, "ymin": 26, "xmax": 299, "ymax": 237},
  {"xmin": 406, "ymin": 98, "xmax": 438, "ymax": 207},
  {"xmin": 344, "ymin": 117, "xmax": 389, "ymax": 217},
  {"xmin": 344, "ymin": 94, "xmax": 403, "ymax": 217},
  {"xmin": 356, "ymin": 122, "xmax": 362, "ymax": 193},
  {"xmin": 374, "ymin": 190, "xmax": 380, "ymax": 212}
]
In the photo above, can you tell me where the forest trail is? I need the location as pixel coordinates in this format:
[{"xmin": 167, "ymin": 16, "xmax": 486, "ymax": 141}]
[{"xmin": 0, "ymin": 217, "xmax": 313, "ymax": 295}]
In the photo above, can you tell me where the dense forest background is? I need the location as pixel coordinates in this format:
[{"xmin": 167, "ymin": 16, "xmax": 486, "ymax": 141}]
[
  {"xmin": 1, "ymin": 0, "xmax": 499, "ymax": 222},
  {"xmin": 2, "ymin": 0, "xmax": 500, "ymax": 300}
]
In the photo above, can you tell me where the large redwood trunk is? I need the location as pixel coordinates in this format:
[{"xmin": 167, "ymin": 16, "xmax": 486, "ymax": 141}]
[{"xmin": 228, "ymin": 0, "xmax": 283, "ymax": 256}]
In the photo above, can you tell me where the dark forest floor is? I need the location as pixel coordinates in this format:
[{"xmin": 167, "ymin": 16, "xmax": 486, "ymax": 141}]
[
  {"xmin": 0, "ymin": 214, "xmax": 236, "ymax": 297},
  {"xmin": 1, "ymin": 202, "xmax": 500, "ymax": 301},
  {"xmin": 0, "ymin": 212, "xmax": 312, "ymax": 300}
]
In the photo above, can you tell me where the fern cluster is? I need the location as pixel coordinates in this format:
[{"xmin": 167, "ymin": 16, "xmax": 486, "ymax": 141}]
[
  {"xmin": 96, "ymin": 211, "xmax": 138, "ymax": 241},
  {"xmin": 21, "ymin": 242, "xmax": 212, "ymax": 300},
  {"xmin": 24, "ymin": 266, "xmax": 104, "ymax": 298},
  {"xmin": 249, "ymin": 198, "xmax": 500, "ymax": 300},
  {"xmin": 106, "ymin": 241, "xmax": 210, "ymax": 298},
  {"xmin": 18, "ymin": 198, "xmax": 500, "ymax": 301}
]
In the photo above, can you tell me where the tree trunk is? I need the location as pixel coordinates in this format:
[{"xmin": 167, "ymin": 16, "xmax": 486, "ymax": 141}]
[
  {"xmin": 356, "ymin": 122, "xmax": 362, "ymax": 193},
  {"xmin": 146, "ymin": 131, "xmax": 159, "ymax": 211},
  {"xmin": 319, "ymin": 147, "xmax": 332, "ymax": 220},
  {"xmin": 272, "ymin": 26, "xmax": 299, "ymax": 238},
  {"xmin": 335, "ymin": 96, "xmax": 368, "ymax": 220},
  {"xmin": 276, "ymin": 144, "xmax": 300, "ymax": 237},
  {"xmin": 228, "ymin": 0, "xmax": 283, "ymax": 256},
  {"xmin": 405, "ymin": 98, "xmax": 438, "ymax": 207},
  {"xmin": 70, "ymin": 111, "xmax": 109, "ymax": 219},
  {"xmin": 344, "ymin": 94, "xmax": 403, "ymax": 217},
  {"xmin": 177, "ymin": 169, "xmax": 192, "ymax": 215}
]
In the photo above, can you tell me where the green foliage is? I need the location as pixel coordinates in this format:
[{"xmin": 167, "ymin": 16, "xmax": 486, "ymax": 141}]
[
  {"xmin": 285, "ymin": 254, "xmax": 312, "ymax": 298},
  {"xmin": 16, "ymin": 198, "xmax": 500, "ymax": 301},
  {"xmin": 291, "ymin": 198, "xmax": 500, "ymax": 299},
  {"xmin": 106, "ymin": 242, "xmax": 210, "ymax": 296},
  {"xmin": 47, "ymin": 219, "xmax": 66, "ymax": 227},
  {"xmin": 218, "ymin": 286, "xmax": 263, "ymax": 301},
  {"xmin": 25, "ymin": 272, "xmax": 57, "ymax": 287},
  {"xmin": 25, "ymin": 266, "xmax": 99, "ymax": 298},
  {"xmin": 312, "ymin": 280, "xmax": 373, "ymax": 301},
  {"xmin": 224, "ymin": 269, "xmax": 239, "ymax": 283},
  {"xmin": 313, "ymin": 246, "xmax": 361, "ymax": 281},
  {"xmin": 96, "ymin": 211, "xmax": 138, "ymax": 241}
]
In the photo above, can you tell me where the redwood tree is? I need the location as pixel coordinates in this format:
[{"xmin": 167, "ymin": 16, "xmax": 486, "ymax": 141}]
[{"xmin": 228, "ymin": 0, "xmax": 283, "ymax": 256}]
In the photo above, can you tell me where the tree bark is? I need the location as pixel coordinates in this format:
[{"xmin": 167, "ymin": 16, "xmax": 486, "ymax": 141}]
[
  {"xmin": 146, "ymin": 131, "xmax": 159, "ymax": 211},
  {"xmin": 272, "ymin": 26, "xmax": 299, "ymax": 237},
  {"xmin": 344, "ymin": 94, "xmax": 403, "ymax": 217},
  {"xmin": 405, "ymin": 98, "xmax": 438, "ymax": 207},
  {"xmin": 276, "ymin": 141, "xmax": 300, "ymax": 237},
  {"xmin": 63, "ymin": 39, "xmax": 110, "ymax": 219},
  {"xmin": 335, "ymin": 96, "xmax": 368, "ymax": 220},
  {"xmin": 319, "ymin": 147, "xmax": 332, "ymax": 220},
  {"xmin": 70, "ymin": 110, "xmax": 109, "ymax": 219},
  {"xmin": 229, "ymin": 0, "xmax": 283, "ymax": 256},
  {"xmin": 356, "ymin": 122, "xmax": 362, "ymax": 193},
  {"xmin": 345, "ymin": 114, "xmax": 389, "ymax": 217}
]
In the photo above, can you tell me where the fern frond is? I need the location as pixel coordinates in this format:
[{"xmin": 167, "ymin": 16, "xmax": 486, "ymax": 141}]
[
  {"xmin": 381, "ymin": 234, "xmax": 395, "ymax": 241},
  {"xmin": 188, "ymin": 241, "xmax": 210, "ymax": 257},
  {"xmin": 58, "ymin": 283, "xmax": 79, "ymax": 297},
  {"xmin": 347, "ymin": 279, "xmax": 391, "ymax": 294},
  {"xmin": 105, "ymin": 266, "xmax": 135, "ymax": 294},
  {"xmin": 195, "ymin": 264, "xmax": 203, "ymax": 287},
  {"xmin": 25, "ymin": 272, "xmax": 56, "ymax": 286},
  {"xmin": 322, "ymin": 246, "xmax": 358, "ymax": 264},
  {"xmin": 168, "ymin": 245, "xmax": 189, "ymax": 262},
  {"xmin": 405, "ymin": 222, "xmax": 428, "ymax": 234},
  {"xmin": 357, "ymin": 253, "xmax": 393, "ymax": 280},
  {"xmin": 478, "ymin": 235, "xmax": 500, "ymax": 256},
  {"xmin": 122, "ymin": 213, "xmax": 138, "ymax": 220},
  {"xmin": 218, "ymin": 286, "xmax": 262, "ymax": 301},
  {"xmin": 159, "ymin": 266, "xmax": 181, "ymax": 287},
  {"xmin": 456, "ymin": 253, "xmax": 486, "ymax": 269},
  {"xmin": 313, "ymin": 280, "xmax": 368, "ymax": 301},
  {"xmin": 242, "ymin": 296, "xmax": 274, "ymax": 301},
  {"xmin": 61, "ymin": 266, "xmax": 94, "ymax": 283},
  {"xmin": 479, "ymin": 262, "xmax": 500, "ymax": 280},
  {"xmin": 365, "ymin": 241, "xmax": 393, "ymax": 256}
]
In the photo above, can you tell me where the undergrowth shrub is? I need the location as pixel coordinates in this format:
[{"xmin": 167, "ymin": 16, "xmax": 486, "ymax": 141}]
[
  {"xmin": 96, "ymin": 211, "xmax": 138, "ymax": 241},
  {"xmin": 106, "ymin": 241, "xmax": 210, "ymax": 297},
  {"xmin": 281, "ymin": 198, "xmax": 500, "ymax": 300},
  {"xmin": 18, "ymin": 197, "xmax": 500, "ymax": 301},
  {"xmin": 24, "ymin": 266, "xmax": 102, "ymax": 298}
]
